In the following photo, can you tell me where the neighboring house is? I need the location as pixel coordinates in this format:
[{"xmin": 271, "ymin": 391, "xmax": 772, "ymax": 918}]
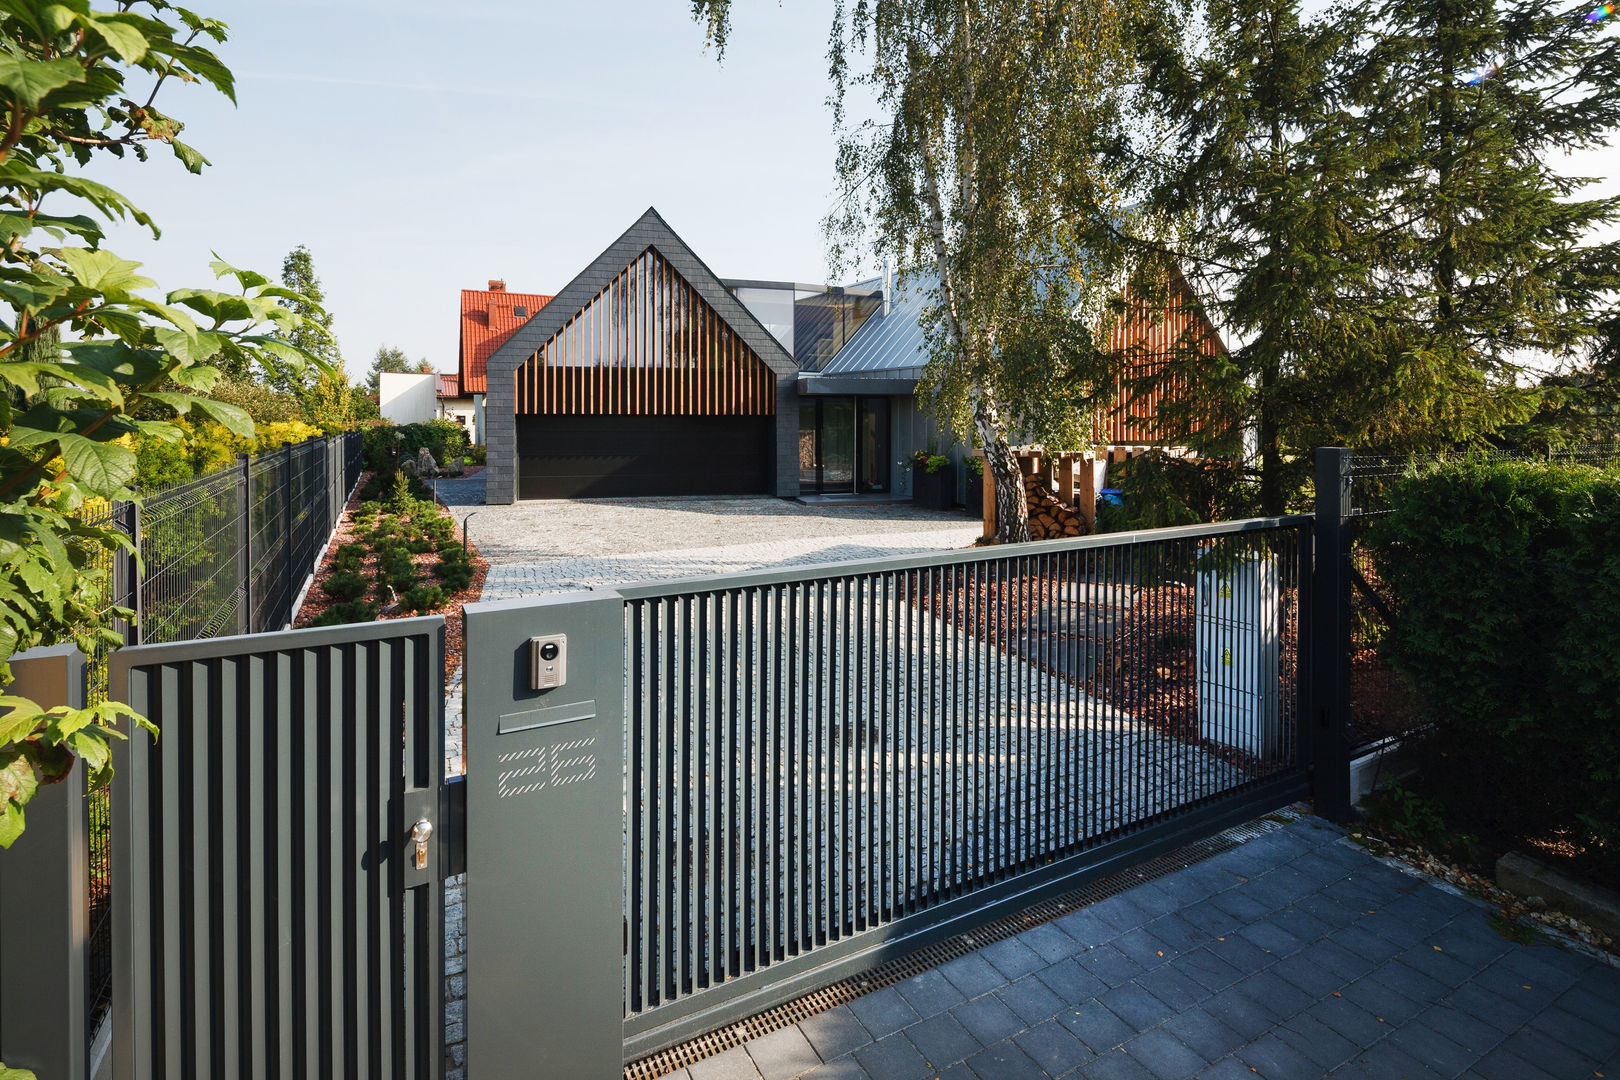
[
  {"xmin": 460, "ymin": 280, "xmax": 554, "ymax": 448},
  {"xmin": 379, "ymin": 371, "xmax": 438, "ymax": 426},
  {"xmin": 435, "ymin": 373, "xmax": 479, "ymax": 443},
  {"xmin": 478, "ymin": 207, "xmax": 1223, "ymax": 504}
]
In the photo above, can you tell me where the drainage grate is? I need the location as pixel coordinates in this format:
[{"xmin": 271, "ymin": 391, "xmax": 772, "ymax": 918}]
[{"xmin": 623, "ymin": 809, "xmax": 1300, "ymax": 1080}]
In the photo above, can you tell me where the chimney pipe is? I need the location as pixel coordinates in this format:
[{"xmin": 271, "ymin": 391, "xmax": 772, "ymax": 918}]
[
  {"xmin": 488, "ymin": 279, "xmax": 506, "ymax": 292},
  {"xmin": 882, "ymin": 259, "xmax": 892, "ymax": 317}
]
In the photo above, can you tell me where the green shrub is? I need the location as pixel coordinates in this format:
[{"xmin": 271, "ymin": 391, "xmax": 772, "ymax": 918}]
[
  {"xmin": 406, "ymin": 537, "xmax": 434, "ymax": 554},
  {"xmin": 370, "ymin": 517, "xmax": 397, "ymax": 539},
  {"xmin": 1369, "ymin": 459, "xmax": 1620, "ymax": 882},
  {"xmin": 336, "ymin": 542, "xmax": 368, "ymax": 564},
  {"xmin": 1094, "ymin": 451, "xmax": 1257, "ymax": 533},
  {"xmin": 321, "ymin": 570, "xmax": 370, "ymax": 603},
  {"xmin": 387, "ymin": 471, "xmax": 415, "ymax": 514},
  {"xmin": 358, "ymin": 473, "xmax": 386, "ymax": 502},
  {"xmin": 361, "ymin": 419, "xmax": 470, "ymax": 474},
  {"xmin": 420, "ymin": 514, "xmax": 457, "ymax": 544},
  {"xmin": 465, "ymin": 444, "xmax": 487, "ymax": 466},
  {"xmin": 401, "ymin": 584, "xmax": 447, "ymax": 613},
  {"xmin": 310, "ymin": 600, "xmax": 378, "ymax": 627},
  {"xmin": 354, "ymin": 500, "xmax": 382, "ymax": 520}
]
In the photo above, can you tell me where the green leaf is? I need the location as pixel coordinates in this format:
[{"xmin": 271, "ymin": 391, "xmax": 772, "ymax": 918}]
[
  {"xmin": 54, "ymin": 431, "xmax": 136, "ymax": 495},
  {"xmin": 169, "ymin": 138, "xmax": 208, "ymax": 174},
  {"xmin": 0, "ymin": 801, "xmax": 24, "ymax": 849},
  {"xmin": 186, "ymin": 396, "xmax": 252, "ymax": 436},
  {"xmin": 51, "ymin": 247, "xmax": 153, "ymax": 294},
  {"xmin": 152, "ymin": 325, "xmax": 222, "ymax": 365},
  {"xmin": 0, "ymin": 53, "xmax": 85, "ymax": 109},
  {"xmin": 86, "ymin": 15, "xmax": 150, "ymax": 63}
]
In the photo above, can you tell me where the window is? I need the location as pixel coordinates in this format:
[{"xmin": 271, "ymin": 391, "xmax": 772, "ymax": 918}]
[{"xmin": 514, "ymin": 305, "xmax": 528, "ymax": 318}]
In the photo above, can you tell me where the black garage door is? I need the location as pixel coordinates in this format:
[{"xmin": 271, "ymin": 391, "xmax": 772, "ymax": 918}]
[{"xmin": 517, "ymin": 414, "xmax": 772, "ymax": 498}]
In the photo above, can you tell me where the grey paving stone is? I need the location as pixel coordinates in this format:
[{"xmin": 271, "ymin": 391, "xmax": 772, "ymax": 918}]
[
  {"xmin": 1360, "ymin": 910, "xmax": 1433, "ymax": 949},
  {"xmin": 954, "ymin": 994, "xmax": 1026, "ymax": 1046},
  {"xmin": 1470, "ymin": 961, "xmax": 1564, "ymax": 1010},
  {"xmin": 1295, "ymin": 939, "xmax": 1376, "ymax": 984},
  {"xmin": 1250, "ymin": 865, "xmax": 1319, "ymax": 906},
  {"xmin": 1290, "ymin": 850, "xmax": 1355, "ymax": 886},
  {"xmin": 1494, "ymin": 1025, "xmax": 1605, "ymax": 1079},
  {"xmin": 984, "ymin": 937, "xmax": 1048, "ymax": 981},
  {"xmin": 1228, "ymin": 970, "xmax": 1313, "ymax": 1023},
  {"xmin": 1331, "ymin": 925, "xmax": 1406, "ymax": 966},
  {"xmin": 942, "ymin": 954, "xmax": 1012, "ymax": 999},
  {"xmin": 965, "ymin": 1040, "xmax": 1047, "ymax": 1080},
  {"xmin": 1204, "ymin": 934, "xmax": 1275, "ymax": 976},
  {"xmin": 895, "ymin": 968, "xmax": 967, "ymax": 1019},
  {"xmin": 1348, "ymin": 1039, "xmax": 1445, "ymax": 1080},
  {"xmin": 1209, "ymin": 889, "xmax": 1273, "ymax": 924},
  {"xmin": 1414, "ymin": 1004, "xmax": 1506, "ymax": 1056},
  {"xmin": 1097, "ymin": 982, "xmax": 1174, "ymax": 1033},
  {"xmin": 1078, "ymin": 943, "xmax": 1147, "ymax": 985},
  {"xmin": 1236, "ymin": 1032, "xmax": 1321, "ymax": 1080},
  {"xmin": 1371, "ymin": 959, "xmax": 1450, "ymax": 1005},
  {"xmin": 1056, "ymin": 909, "xmax": 1119, "ymax": 949},
  {"xmin": 1178, "ymin": 899, "xmax": 1242, "ymax": 937},
  {"xmin": 1077, "ymin": 1048, "xmax": 1157, "ymax": 1080},
  {"xmin": 998, "ymin": 975, "xmax": 1066, "ymax": 1027},
  {"xmin": 1023, "ymin": 923, "xmax": 1086, "ymax": 964},
  {"xmin": 852, "ymin": 1033, "xmax": 930, "ymax": 1080},
  {"xmin": 1490, "ymin": 947, "xmax": 1585, "ymax": 996},
  {"xmin": 1386, "ymin": 1021, "xmax": 1479, "ymax": 1079},
  {"xmin": 1122, "ymin": 1028, "xmax": 1208, "ymax": 1080},
  {"xmin": 1275, "ymin": 1012, "xmax": 1360, "ymax": 1071},
  {"xmin": 1060, "ymin": 1002, "xmax": 1137, "ymax": 1055},
  {"xmin": 1552, "ymin": 983, "xmax": 1620, "ymax": 1030},
  {"xmin": 1422, "ymin": 918, "xmax": 1511, "ymax": 969},
  {"xmin": 1172, "ymin": 948, "xmax": 1246, "ymax": 994},
  {"xmin": 799, "ymin": 1006, "xmax": 874, "ymax": 1061},
  {"xmin": 848, "ymin": 986, "xmax": 920, "ymax": 1038},
  {"xmin": 1237, "ymin": 920, "xmax": 1306, "ymax": 959},
  {"xmin": 1119, "ymin": 882, "xmax": 1185, "ymax": 919},
  {"xmin": 1196, "ymin": 1057, "xmax": 1263, "ymax": 1080},
  {"xmin": 1467, "ymin": 1047, "xmax": 1559, "ymax": 1080},
  {"xmin": 1112, "ymin": 926, "xmax": 1178, "ymax": 970},
  {"xmin": 1302, "ymin": 993, "xmax": 1390, "ymax": 1047},
  {"xmin": 746, "ymin": 1025, "xmax": 822, "ymax": 1080},
  {"xmin": 1340, "ymin": 974, "xmax": 1424, "ymax": 1026},
  {"xmin": 1293, "ymin": 892, "xmax": 1364, "ymax": 930},
  {"xmin": 1442, "ymin": 982, "xmax": 1536, "ymax": 1034},
  {"xmin": 1037, "ymin": 958, "xmax": 1111, "ymax": 1004},
  {"xmin": 1265, "ymin": 906, "xmax": 1332, "ymax": 946},
  {"xmin": 1014, "ymin": 1020, "xmax": 1096, "ymax": 1076},
  {"xmin": 1161, "ymin": 1006, "xmax": 1246, "ymax": 1063},
  {"xmin": 1088, "ymin": 895, "xmax": 1153, "ymax": 933},
  {"xmin": 905, "ymin": 1012, "xmax": 981, "ymax": 1070},
  {"xmin": 1167, "ymin": 861, "xmax": 1248, "ymax": 901},
  {"xmin": 799, "ymin": 1056, "xmax": 871, "ymax": 1080},
  {"xmin": 1393, "ymin": 943, "xmax": 1478, "ymax": 988},
  {"xmin": 1270, "ymin": 951, "xmax": 1348, "ymax": 999},
  {"xmin": 689, "ymin": 1046, "xmax": 765, "ymax": 1080},
  {"xmin": 1134, "ymin": 964, "xmax": 1207, "ymax": 1011},
  {"xmin": 1529, "ymin": 1003, "xmax": 1620, "ymax": 1062},
  {"xmin": 1143, "ymin": 914, "xmax": 1207, "ymax": 956}
]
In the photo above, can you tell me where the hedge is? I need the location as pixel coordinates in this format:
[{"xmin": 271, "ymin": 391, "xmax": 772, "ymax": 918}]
[
  {"xmin": 1368, "ymin": 459, "xmax": 1620, "ymax": 878},
  {"xmin": 361, "ymin": 419, "xmax": 469, "ymax": 473}
]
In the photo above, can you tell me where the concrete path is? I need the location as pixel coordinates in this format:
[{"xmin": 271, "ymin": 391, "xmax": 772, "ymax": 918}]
[
  {"xmin": 434, "ymin": 473, "xmax": 983, "ymax": 600},
  {"xmin": 662, "ymin": 816, "xmax": 1620, "ymax": 1080}
]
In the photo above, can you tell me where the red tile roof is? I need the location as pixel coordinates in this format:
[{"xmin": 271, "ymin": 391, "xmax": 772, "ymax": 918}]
[
  {"xmin": 437, "ymin": 373, "xmax": 462, "ymax": 398},
  {"xmin": 459, "ymin": 281, "xmax": 553, "ymax": 394}
]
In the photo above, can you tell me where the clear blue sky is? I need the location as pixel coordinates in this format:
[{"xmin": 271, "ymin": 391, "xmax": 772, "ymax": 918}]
[
  {"xmin": 87, "ymin": 1, "xmax": 853, "ymax": 376},
  {"xmin": 85, "ymin": 1, "xmax": 1618, "ymax": 379}
]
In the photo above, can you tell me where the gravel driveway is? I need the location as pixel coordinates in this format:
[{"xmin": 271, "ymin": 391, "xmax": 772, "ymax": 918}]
[{"xmin": 435, "ymin": 473, "xmax": 983, "ymax": 599}]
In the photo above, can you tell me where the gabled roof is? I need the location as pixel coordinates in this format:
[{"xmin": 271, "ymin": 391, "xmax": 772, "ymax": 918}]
[
  {"xmin": 484, "ymin": 207, "xmax": 799, "ymax": 389},
  {"xmin": 459, "ymin": 283, "xmax": 554, "ymax": 394},
  {"xmin": 437, "ymin": 373, "xmax": 462, "ymax": 398}
]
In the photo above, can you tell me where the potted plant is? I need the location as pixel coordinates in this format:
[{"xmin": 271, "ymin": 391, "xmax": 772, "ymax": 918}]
[
  {"xmin": 964, "ymin": 455, "xmax": 984, "ymax": 511},
  {"xmin": 910, "ymin": 449, "xmax": 956, "ymax": 511}
]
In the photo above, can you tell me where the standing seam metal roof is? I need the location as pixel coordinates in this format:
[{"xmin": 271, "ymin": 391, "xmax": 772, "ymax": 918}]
[{"xmin": 814, "ymin": 272, "xmax": 934, "ymax": 378}]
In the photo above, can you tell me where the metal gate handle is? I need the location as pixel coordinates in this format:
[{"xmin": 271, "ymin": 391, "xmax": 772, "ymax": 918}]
[{"xmin": 411, "ymin": 818, "xmax": 433, "ymax": 870}]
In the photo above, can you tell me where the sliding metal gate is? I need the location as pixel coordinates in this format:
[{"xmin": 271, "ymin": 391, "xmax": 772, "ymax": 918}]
[{"xmin": 108, "ymin": 617, "xmax": 448, "ymax": 1079}]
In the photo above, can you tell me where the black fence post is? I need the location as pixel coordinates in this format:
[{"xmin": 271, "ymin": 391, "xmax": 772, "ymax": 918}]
[
  {"xmin": 121, "ymin": 498, "xmax": 142, "ymax": 646},
  {"xmin": 237, "ymin": 452, "xmax": 251, "ymax": 636},
  {"xmin": 1310, "ymin": 447, "xmax": 1355, "ymax": 821},
  {"xmin": 281, "ymin": 443, "xmax": 294, "ymax": 629}
]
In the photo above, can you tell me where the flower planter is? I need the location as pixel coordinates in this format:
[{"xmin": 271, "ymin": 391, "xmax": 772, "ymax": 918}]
[{"xmin": 913, "ymin": 462, "xmax": 957, "ymax": 511}]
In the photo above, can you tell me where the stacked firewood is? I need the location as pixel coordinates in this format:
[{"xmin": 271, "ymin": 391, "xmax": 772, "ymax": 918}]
[{"xmin": 1023, "ymin": 473, "xmax": 1086, "ymax": 539}]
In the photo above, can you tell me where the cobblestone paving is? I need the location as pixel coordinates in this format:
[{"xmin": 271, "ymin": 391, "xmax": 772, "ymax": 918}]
[
  {"xmin": 658, "ymin": 816, "xmax": 1620, "ymax": 1080},
  {"xmin": 434, "ymin": 474, "xmax": 982, "ymax": 600}
]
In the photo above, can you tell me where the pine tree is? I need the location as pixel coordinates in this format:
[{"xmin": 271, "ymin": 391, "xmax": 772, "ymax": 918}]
[
  {"xmin": 275, "ymin": 244, "xmax": 342, "ymax": 399},
  {"xmin": 364, "ymin": 344, "xmax": 433, "ymax": 394},
  {"xmin": 1121, "ymin": 0, "xmax": 1379, "ymax": 513},
  {"xmin": 1347, "ymin": 0, "xmax": 1620, "ymax": 448}
]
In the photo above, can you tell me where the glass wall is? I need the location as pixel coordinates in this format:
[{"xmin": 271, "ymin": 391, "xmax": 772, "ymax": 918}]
[
  {"xmin": 801, "ymin": 395, "xmax": 891, "ymax": 495},
  {"xmin": 733, "ymin": 285, "xmax": 797, "ymax": 356},
  {"xmin": 793, "ymin": 289, "xmax": 882, "ymax": 369}
]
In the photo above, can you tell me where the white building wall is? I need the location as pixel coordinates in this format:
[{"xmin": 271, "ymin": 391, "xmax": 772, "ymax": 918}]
[{"xmin": 379, "ymin": 372, "xmax": 438, "ymax": 425}]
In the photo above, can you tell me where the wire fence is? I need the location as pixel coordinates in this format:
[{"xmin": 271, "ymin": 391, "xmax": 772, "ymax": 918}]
[
  {"xmin": 77, "ymin": 432, "xmax": 362, "ymax": 1042},
  {"xmin": 1345, "ymin": 443, "xmax": 1620, "ymax": 747}
]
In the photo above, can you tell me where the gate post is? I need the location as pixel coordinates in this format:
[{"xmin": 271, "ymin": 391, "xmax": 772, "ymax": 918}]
[
  {"xmin": 0, "ymin": 645, "xmax": 88, "ymax": 1080},
  {"xmin": 463, "ymin": 592, "xmax": 626, "ymax": 1078},
  {"xmin": 1310, "ymin": 447, "xmax": 1355, "ymax": 821}
]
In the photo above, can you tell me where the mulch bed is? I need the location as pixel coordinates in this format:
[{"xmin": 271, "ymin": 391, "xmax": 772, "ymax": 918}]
[{"xmin": 293, "ymin": 473, "xmax": 490, "ymax": 683}]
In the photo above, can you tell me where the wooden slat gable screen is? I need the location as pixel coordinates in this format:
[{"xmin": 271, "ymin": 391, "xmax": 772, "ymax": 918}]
[
  {"xmin": 1099, "ymin": 272, "xmax": 1221, "ymax": 444},
  {"xmin": 516, "ymin": 248, "xmax": 776, "ymax": 417}
]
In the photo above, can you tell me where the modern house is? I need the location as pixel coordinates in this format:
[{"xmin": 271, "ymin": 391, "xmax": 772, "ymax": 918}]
[{"xmin": 470, "ymin": 207, "xmax": 1223, "ymax": 504}]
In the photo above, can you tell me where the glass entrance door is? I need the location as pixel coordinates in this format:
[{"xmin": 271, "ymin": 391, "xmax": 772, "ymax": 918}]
[{"xmin": 820, "ymin": 397, "xmax": 856, "ymax": 494}]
